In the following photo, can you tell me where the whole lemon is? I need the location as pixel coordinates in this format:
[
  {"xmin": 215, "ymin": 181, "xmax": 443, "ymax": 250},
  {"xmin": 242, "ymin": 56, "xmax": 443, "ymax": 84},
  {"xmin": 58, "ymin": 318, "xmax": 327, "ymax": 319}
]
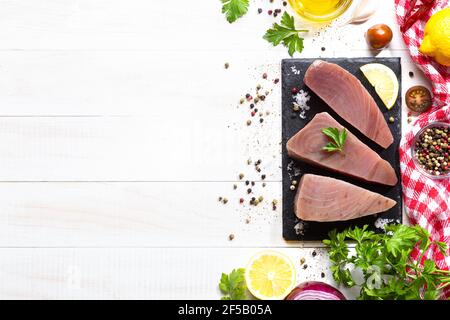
[{"xmin": 419, "ymin": 7, "xmax": 450, "ymax": 66}]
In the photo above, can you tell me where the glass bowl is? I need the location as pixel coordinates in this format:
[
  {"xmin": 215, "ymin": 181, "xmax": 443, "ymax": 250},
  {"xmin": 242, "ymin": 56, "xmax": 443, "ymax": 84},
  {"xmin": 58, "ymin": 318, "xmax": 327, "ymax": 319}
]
[
  {"xmin": 411, "ymin": 121, "xmax": 450, "ymax": 180},
  {"xmin": 288, "ymin": 0, "xmax": 353, "ymax": 22}
]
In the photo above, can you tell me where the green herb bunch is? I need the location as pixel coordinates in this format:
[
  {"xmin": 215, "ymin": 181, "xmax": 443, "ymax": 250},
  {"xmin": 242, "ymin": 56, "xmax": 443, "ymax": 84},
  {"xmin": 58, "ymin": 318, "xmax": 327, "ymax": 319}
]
[
  {"xmin": 219, "ymin": 268, "xmax": 248, "ymax": 300},
  {"xmin": 220, "ymin": 1, "xmax": 308, "ymax": 56},
  {"xmin": 323, "ymin": 224, "xmax": 450, "ymax": 300}
]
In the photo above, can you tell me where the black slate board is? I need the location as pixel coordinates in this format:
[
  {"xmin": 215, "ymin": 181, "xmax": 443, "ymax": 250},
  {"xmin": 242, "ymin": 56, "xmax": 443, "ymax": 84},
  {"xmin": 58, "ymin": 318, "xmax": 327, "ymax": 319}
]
[{"xmin": 282, "ymin": 58, "xmax": 402, "ymax": 241}]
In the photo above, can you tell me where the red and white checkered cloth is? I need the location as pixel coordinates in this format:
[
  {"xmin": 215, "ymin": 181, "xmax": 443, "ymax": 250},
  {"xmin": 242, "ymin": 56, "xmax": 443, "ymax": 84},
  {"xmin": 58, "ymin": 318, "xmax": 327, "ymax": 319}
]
[{"xmin": 394, "ymin": 0, "xmax": 450, "ymax": 297}]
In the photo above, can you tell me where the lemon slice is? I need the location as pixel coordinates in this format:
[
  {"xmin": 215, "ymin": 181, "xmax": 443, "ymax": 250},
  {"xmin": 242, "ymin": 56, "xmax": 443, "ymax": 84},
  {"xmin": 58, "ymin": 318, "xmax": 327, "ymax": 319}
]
[
  {"xmin": 245, "ymin": 251, "xmax": 296, "ymax": 300},
  {"xmin": 360, "ymin": 63, "xmax": 399, "ymax": 110}
]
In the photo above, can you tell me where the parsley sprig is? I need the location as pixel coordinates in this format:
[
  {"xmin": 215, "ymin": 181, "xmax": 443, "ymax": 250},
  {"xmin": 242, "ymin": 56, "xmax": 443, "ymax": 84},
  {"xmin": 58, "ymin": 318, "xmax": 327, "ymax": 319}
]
[
  {"xmin": 323, "ymin": 224, "xmax": 450, "ymax": 300},
  {"xmin": 221, "ymin": 0, "xmax": 249, "ymax": 23},
  {"xmin": 321, "ymin": 127, "xmax": 347, "ymax": 153},
  {"xmin": 219, "ymin": 268, "xmax": 248, "ymax": 300},
  {"xmin": 263, "ymin": 13, "xmax": 308, "ymax": 57}
]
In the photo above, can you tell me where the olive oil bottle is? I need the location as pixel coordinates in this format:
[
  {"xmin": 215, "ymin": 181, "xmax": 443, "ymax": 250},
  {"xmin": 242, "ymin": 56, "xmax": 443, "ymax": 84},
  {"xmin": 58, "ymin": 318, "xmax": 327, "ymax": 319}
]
[{"xmin": 288, "ymin": 0, "xmax": 353, "ymax": 22}]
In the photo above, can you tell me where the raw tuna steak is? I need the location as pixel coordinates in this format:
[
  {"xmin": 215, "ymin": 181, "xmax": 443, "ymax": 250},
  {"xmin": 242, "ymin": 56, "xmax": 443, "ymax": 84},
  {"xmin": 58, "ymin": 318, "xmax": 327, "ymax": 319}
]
[
  {"xmin": 286, "ymin": 112, "xmax": 397, "ymax": 186},
  {"xmin": 304, "ymin": 60, "xmax": 394, "ymax": 149},
  {"xmin": 294, "ymin": 174, "xmax": 396, "ymax": 222}
]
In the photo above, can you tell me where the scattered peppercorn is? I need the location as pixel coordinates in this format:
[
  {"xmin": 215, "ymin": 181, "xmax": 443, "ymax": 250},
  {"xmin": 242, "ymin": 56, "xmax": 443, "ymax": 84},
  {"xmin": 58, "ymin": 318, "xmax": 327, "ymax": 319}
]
[
  {"xmin": 321, "ymin": 47, "xmax": 326, "ymax": 51},
  {"xmin": 409, "ymin": 71, "xmax": 414, "ymax": 78},
  {"xmin": 283, "ymin": 1, "xmax": 287, "ymax": 6},
  {"xmin": 222, "ymin": 198, "xmax": 228, "ymax": 204},
  {"xmin": 303, "ymin": 264, "xmax": 308, "ymax": 270},
  {"xmin": 233, "ymin": 184, "xmax": 237, "ymax": 190},
  {"xmin": 246, "ymin": 120, "xmax": 252, "ymax": 126},
  {"xmin": 274, "ymin": 78, "xmax": 280, "ymax": 84},
  {"xmin": 239, "ymin": 98, "xmax": 245, "ymax": 104},
  {"xmin": 247, "ymin": 188, "xmax": 252, "ymax": 194},
  {"xmin": 262, "ymin": 73, "xmax": 268, "ymax": 79},
  {"xmin": 256, "ymin": 159, "xmax": 262, "ymax": 165},
  {"xmin": 218, "ymin": 197, "xmax": 223, "ymax": 202},
  {"xmin": 312, "ymin": 250, "xmax": 317, "ymax": 257},
  {"xmin": 389, "ymin": 116, "xmax": 395, "ymax": 123},
  {"xmin": 291, "ymin": 87, "xmax": 299, "ymax": 94},
  {"xmin": 268, "ymin": 10, "xmax": 273, "ymax": 15},
  {"xmin": 292, "ymin": 180, "xmax": 298, "ymax": 186},
  {"xmin": 245, "ymin": 180, "xmax": 250, "ymax": 186},
  {"xmin": 251, "ymin": 181, "xmax": 255, "ymax": 186},
  {"xmin": 407, "ymin": 117, "xmax": 412, "ymax": 124},
  {"xmin": 262, "ymin": 182, "xmax": 266, "ymax": 187},
  {"xmin": 260, "ymin": 118, "xmax": 264, "ymax": 123},
  {"xmin": 273, "ymin": 12, "xmax": 278, "ymax": 17},
  {"xmin": 258, "ymin": 8, "xmax": 263, "ymax": 14},
  {"xmin": 224, "ymin": 62, "xmax": 229, "ymax": 69},
  {"xmin": 239, "ymin": 173, "xmax": 244, "ymax": 180},
  {"xmin": 247, "ymin": 158, "xmax": 252, "ymax": 165},
  {"xmin": 300, "ymin": 257, "xmax": 305, "ymax": 265},
  {"xmin": 228, "ymin": 234, "xmax": 234, "ymax": 241},
  {"xmin": 239, "ymin": 198, "xmax": 244, "ymax": 204},
  {"xmin": 258, "ymin": 196, "xmax": 264, "ymax": 202},
  {"xmin": 321, "ymin": 272, "xmax": 325, "ymax": 278},
  {"xmin": 245, "ymin": 218, "xmax": 250, "ymax": 224},
  {"xmin": 290, "ymin": 185, "xmax": 296, "ymax": 191},
  {"xmin": 261, "ymin": 174, "xmax": 266, "ymax": 180}
]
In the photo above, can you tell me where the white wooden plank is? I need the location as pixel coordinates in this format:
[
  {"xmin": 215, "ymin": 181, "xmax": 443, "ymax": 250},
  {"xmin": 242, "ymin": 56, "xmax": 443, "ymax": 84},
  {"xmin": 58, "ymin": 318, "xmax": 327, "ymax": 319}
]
[
  {"xmin": 0, "ymin": 49, "xmax": 415, "ymax": 116},
  {"xmin": 0, "ymin": 247, "xmax": 357, "ymax": 299},
  {"xmin": 0, "ymin": 0, "xmax": 405, "ymax": 52},
  {"xmin": 0, "ymin": 182, "xmax": 289, "ymax": 247},
  {"xmin": 0, "ymin": 115, "xmax": 283, "ymax": 181}
]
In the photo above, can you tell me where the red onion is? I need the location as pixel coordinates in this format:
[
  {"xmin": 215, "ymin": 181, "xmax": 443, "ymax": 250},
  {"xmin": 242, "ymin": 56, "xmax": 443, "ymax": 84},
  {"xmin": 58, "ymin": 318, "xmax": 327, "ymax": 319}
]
[{"xmin": 285, "ymin": 281, "xmax": 346, "ymax": 300}]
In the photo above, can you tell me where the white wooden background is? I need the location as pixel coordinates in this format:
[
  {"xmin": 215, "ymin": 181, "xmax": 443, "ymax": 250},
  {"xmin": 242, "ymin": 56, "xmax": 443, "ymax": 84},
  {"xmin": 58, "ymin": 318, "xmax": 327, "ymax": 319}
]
[{"xmin": 0, "ymin": 0, "xmax": 431, "ymax": 299}]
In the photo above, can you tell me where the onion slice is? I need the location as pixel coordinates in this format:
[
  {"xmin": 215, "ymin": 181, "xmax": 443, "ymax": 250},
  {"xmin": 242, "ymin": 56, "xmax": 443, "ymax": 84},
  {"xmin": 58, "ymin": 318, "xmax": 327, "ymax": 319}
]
[{"xmin": 285, "ymin": 281, "xmax": 346, "ymax": 300}]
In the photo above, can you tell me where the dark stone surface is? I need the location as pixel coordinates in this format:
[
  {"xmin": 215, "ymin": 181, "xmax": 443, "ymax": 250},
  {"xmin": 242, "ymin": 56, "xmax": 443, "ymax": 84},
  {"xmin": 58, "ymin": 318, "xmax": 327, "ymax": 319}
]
[{"xmin": 281, "ymin": 58, "xmax": 402, "ymax": 241}]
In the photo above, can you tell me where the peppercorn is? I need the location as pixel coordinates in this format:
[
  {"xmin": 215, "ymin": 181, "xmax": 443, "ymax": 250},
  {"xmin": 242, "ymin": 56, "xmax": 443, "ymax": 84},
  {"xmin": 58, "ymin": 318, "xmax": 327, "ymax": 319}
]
[
  {"xmin": 300, "ymin": 258, "xmax": 305, "ymax": 265},
  {"xmin": 239, "ymin": 173, "xmax": 244, "ymax": 180},
  {"xmin": 228, "ymin": 234, "xmax": 234, "ymax": 241},
  {"xmin": 261, "ymin": 174, "xmax": 266, "ymax": 180},
  {"xmin": 258, "ymin": 8, "xmax": 263, "ymax": 14},
  {"xmin": 409, "ymin": 71, "xmax": 414, "ymax": 78},
  {"xmin": 259, "ymin": 95, "xmax": 266, "ymax": 101},
  {"xmin": 273, "ymin": 12, "xmax": 278, "ymax": 17},
  {"xmin": 239, "ymin": 98, "xmax": 245, "ymax": 104},
  {"xmin": 274, "ymin": 78, "xmax": 280, "ymax": 84},
  {"xmin": 222, "ymin": 198, "xmax": 228, "ymax": 204},
  {"xmin": 246, "ymin": 120, "xmax": 252, "ymax": 126},
  {"xmin": 262, "ymin": 73, "xmax": 268, "ymax": 79},
  {"xmin": 415, "ymin": 126, "xmax": 450, "ymax": 176},
  {"xmin": 218, "ymin": 197, "xmax": 222, "ymax": 202},
  {"xmin": 224, "ymin": 62, "xmax": 229, "ymax": 69},
  {"xmin": 239, "ymin": 198, "xmax": 244, "ymax": 204},
  {"xmin": 292, "ymin": 180, "xmax": 298, "ymax": 186},
  {"xmin": 321, "ymin": 272, "xmax": 325, "ymax": 278},
  {"xmin": 290, "ymin": 185, "xmax": 296, "ymax": 191},
  {"xmin": 233, "ymin": 184, "xmax": 237, "ymax": 190},
  {"xmin": 258, "ymin": 196, "xmax": 264, "ymax": 202},
  {"xmin": 283, "ymin": 1, "xmax": 287, "ymax": 6},
  {"xmin": 259, "ymin": 118, "xmax": 264, "ymax": 123},
  {"xmin": 303, "ymin": 264, "xmax": 308, "ymax": 270},
  {"xmin": 247, "ymin": 188, "xmax": 252, "ymax": 194},
  {"xmin": 251, "ymin": 181, "xmax": 255, "ymax": 186},
  {"xmin": 245, "ymin": 180, "xmax": 249, "ymax": 186},
  {"xmin": 268, "ymin": 10, "xmax": 273, "ymax": 15},
  {"xmin": 312, "ymin": 250, "xmax": 317, "ymax": 257},
  {"xmin": 291, "ymin": 87, "xmax": 299, "ymax": 94},
  {"xmin": 389, "ymin": 116, "xmax": 395, "ymax": 123},
  {"xmin": 321, "ymin": 47, "xmax": 326, "ymax": 51}
]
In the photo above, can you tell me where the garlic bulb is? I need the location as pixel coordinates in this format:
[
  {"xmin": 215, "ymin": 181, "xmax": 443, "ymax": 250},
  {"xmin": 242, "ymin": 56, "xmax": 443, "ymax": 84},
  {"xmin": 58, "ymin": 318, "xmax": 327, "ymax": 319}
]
[{"xmin": 339, "ymin": 0, "xmax": 379, "ymax": 26}]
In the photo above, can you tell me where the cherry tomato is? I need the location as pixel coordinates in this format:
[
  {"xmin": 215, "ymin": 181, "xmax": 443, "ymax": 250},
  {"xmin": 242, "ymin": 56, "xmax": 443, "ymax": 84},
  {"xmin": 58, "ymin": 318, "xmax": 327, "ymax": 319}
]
[{"xmin": 366, "ymin": 24, "xmax": 393, "ymax": 50}]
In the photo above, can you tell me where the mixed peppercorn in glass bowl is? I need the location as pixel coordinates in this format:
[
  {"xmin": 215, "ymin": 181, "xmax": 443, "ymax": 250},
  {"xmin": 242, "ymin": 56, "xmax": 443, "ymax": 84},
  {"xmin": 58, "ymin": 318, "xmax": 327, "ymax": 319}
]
[{"xmin": 412, "ymin": 122, "xmax": 450, "ymax": 179}]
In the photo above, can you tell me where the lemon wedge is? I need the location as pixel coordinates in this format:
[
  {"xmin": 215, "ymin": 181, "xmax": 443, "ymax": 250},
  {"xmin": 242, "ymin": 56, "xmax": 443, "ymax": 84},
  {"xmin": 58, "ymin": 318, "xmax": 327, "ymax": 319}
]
[
  {"xmin": 245, "ymin": 251, "xmax": 296, "ymax": 300},
  {"xmin": 360, "ymin": 63, "xmax": 399, "ymax": 110}
]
